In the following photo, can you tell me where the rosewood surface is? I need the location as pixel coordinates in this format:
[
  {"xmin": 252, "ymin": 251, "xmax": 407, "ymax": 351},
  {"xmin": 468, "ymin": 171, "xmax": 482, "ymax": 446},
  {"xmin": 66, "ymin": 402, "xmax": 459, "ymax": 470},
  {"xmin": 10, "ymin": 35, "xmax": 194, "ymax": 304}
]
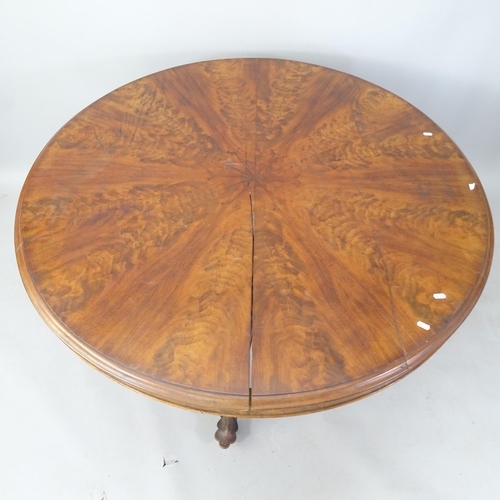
[{"xmin": 15, "ymin": 59, "xmax": 493, "ymax": 418}]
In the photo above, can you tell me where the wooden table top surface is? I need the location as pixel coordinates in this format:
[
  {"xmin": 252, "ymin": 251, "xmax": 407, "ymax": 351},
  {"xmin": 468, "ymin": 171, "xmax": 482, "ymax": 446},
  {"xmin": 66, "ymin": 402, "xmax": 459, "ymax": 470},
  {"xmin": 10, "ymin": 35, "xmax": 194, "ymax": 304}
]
[{"xmin": 15, "ymin": 59, "xmax": 493, "ymax": 417}]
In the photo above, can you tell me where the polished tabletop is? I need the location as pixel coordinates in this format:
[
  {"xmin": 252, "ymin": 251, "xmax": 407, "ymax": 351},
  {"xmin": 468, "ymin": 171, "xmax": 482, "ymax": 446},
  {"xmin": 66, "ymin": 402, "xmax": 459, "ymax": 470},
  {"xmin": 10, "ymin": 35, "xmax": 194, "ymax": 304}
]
[{"xmin": 15, "ymin": 58, "xmax": 493, "ymax": 417}]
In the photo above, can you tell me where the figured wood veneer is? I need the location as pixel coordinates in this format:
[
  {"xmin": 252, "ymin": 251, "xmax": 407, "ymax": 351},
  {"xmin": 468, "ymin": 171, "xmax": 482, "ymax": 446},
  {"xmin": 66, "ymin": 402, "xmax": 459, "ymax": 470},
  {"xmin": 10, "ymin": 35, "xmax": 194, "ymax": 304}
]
[{"xmin": 15, "ymin": 59, "xmax": 493, "ymax": 417}]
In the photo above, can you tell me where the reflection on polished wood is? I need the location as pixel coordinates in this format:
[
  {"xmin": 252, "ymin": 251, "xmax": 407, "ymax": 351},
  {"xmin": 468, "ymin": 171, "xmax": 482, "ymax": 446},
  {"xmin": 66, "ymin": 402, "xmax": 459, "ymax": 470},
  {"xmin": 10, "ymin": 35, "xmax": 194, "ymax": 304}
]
[{"xmin": 16, "ymin": 59, "xmax": 493, "ymax": 419}]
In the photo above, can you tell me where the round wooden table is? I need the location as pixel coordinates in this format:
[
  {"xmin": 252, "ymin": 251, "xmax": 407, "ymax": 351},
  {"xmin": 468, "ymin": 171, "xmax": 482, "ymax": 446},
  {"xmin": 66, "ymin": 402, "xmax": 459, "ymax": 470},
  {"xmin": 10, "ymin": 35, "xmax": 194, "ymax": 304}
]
[{"xmin": 16, "ymin": 59, "xmax": 493, "ymax": 449}]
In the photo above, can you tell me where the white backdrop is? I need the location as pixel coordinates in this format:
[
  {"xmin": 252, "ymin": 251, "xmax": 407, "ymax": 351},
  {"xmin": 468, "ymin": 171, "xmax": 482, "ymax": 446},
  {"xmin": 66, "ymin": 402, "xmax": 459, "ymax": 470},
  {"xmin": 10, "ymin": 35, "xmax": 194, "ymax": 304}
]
[{"xmin": 1, "ymin": 1, "xmax": 499, "ymax": 499}]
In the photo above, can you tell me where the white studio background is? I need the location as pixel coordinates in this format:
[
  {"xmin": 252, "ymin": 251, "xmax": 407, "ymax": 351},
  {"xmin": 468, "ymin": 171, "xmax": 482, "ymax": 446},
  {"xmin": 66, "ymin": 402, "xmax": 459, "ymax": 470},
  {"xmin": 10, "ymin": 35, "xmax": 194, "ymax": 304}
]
[{"xmin": 1, "ymin": 1, "xmax": 499, "ymax": 499}]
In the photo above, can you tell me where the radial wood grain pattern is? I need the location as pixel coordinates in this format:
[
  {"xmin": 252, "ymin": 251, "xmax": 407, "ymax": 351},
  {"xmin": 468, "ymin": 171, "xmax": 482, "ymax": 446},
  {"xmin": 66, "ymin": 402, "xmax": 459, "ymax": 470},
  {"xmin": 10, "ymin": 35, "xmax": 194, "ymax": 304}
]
[{"xmin": 16, "ymin": 59, "xmax": 493, "ymax": 417}]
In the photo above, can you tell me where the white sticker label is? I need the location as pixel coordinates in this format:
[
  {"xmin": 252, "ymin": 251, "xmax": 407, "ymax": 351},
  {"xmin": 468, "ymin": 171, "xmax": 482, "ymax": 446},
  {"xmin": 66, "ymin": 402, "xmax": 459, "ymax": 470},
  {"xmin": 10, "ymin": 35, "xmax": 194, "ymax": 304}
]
[{"xmin": 417, "ymin": 321, "xmax": 431, "ymax": 331}]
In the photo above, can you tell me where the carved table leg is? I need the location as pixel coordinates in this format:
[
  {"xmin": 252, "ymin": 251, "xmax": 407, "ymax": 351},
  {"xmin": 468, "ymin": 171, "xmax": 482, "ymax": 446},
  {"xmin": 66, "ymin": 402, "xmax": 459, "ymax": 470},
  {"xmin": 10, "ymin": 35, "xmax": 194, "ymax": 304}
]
[{"xmin": 214, "ymin": 416, "xmax": 238, "ymax": 449}]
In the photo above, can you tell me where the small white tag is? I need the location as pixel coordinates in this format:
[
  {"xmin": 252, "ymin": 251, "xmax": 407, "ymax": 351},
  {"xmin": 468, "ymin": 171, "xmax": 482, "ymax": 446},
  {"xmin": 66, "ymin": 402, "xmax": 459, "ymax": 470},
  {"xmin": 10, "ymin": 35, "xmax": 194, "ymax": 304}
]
[
  {"xmin": 469, "ymin": 183, "xmax": 475, "ymax": 190},
  {"xmin": 417, "ymin": 321, "xmax": 431, "ymax": 331},
  {"xmin": 423, "ymin": 132, "xmax": 433, "ymax": 136},
  {"xmin": 433, "ymin": 293, "xmax": 447, "ymax": 300}
]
